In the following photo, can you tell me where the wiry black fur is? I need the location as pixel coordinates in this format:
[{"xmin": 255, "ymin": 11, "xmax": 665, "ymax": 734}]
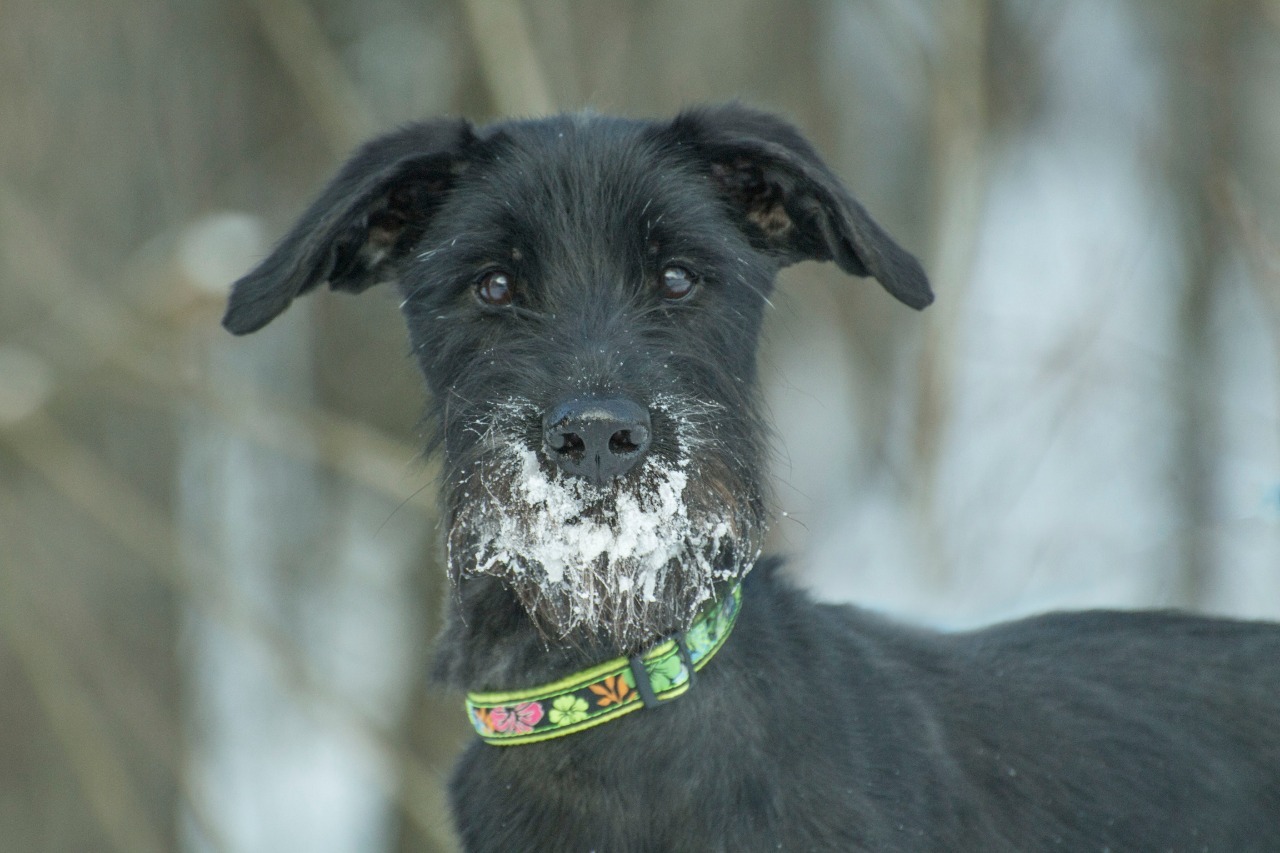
[{"xmin": 225, "ymin": 104, "xmax": 1280, "ymax": 851}]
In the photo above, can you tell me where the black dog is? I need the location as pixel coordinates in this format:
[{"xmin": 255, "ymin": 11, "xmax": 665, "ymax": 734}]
[{"xmin": 225, "ymin": 105, "xmax": 1280, "ymax": 851}]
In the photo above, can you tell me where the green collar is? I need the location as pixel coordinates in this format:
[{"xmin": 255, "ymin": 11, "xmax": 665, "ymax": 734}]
[{"xmin": 466, "ymin": 584, "xmax": 742, "ymax": 745}]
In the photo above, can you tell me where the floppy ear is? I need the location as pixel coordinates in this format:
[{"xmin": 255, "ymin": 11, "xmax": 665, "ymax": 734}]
[
  {"xmin": 669, "ymin": 104, "xmax": 932, "ymax": 310},
  {"xmin": 223, "ymin": 118, "xmax": 476, "ymax": 335}
]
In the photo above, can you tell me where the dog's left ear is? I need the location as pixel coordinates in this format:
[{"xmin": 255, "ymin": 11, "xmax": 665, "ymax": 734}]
[
  {"xmin": 669, "ymin": 104, "xmax": 933, "ymax": 310},
  {"xmin": 223, "ymin": 118, "xmax": 476, "ymax": 335}
]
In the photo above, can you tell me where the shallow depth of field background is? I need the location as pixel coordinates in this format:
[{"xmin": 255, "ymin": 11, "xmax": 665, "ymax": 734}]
[{"xmin": 2, "ymin": 1, "xmax": 1279, "ymax": 851}]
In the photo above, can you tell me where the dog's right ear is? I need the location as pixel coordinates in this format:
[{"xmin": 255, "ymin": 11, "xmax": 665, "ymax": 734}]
[{"xmin": 223, "ymin": 118, "xmax": 475, "ymax": 335}]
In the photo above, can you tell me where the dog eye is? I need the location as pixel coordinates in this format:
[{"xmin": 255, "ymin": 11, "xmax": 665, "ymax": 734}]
[
  {"xmin": 659, "ymin": 265, "xmax": 697, "ymax": 301},
  {"xmin": 475, "ymin": 270, "xmax": 515, "ymax": 306}
]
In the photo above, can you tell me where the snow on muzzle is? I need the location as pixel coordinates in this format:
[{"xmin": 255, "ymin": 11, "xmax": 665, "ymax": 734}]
[{"xmin": 445, "ymin": 396, "xmax": 761, "ymax": 645}]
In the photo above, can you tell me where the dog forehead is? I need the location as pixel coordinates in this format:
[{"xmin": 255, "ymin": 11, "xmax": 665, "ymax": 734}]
[
  {"xmin": 480, "ymin": 112, "xmax": 664, "ymax": 180},
  {"xmin": 454, "ymin": 115, "xmax": 714, "ymax": 236}
]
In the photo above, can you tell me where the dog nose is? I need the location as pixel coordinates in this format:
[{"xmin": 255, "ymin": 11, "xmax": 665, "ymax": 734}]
[{"xmin": 542, "ymin": 396, "xmax": 652, "ymax": 485}]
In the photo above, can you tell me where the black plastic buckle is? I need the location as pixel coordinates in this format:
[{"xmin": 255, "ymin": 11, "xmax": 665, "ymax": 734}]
[{"xmin": 629, "ymin": 633, "xmax": 695, "ymax": 710}]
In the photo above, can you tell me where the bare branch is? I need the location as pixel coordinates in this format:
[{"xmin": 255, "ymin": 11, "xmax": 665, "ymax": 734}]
[
  {"xmin": 241, "ymin": 0, "xmax": 380, "ymax": 154},
  {"xmin": 0, "ymin": 532, "xmax": 167, "ymax": 853},
  {"xmin": 458, "ymin": 0, "xmax": 555, "ymax": 115}
]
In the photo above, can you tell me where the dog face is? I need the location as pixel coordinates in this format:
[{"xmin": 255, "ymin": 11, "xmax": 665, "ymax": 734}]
[
  {"xmin": 407, "ymin": 120, "xmax": 773, "ymax": 646},
  {"xmin": 224, "ymin": 104, "xmax": 930, "ymax": 649}
]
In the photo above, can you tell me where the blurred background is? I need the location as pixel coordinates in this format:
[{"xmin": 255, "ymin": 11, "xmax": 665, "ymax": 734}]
[{"xmin": 2, "ymin": 0, "xmax": 1278, "ymax": 850}]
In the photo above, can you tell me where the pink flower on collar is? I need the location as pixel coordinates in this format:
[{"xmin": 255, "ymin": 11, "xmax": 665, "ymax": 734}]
[{"xmin": 489, "ymin": 701, "xmax": 545, "ymax": 734}]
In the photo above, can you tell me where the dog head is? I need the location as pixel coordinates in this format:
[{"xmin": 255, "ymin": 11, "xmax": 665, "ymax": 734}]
[{"xmin": 224, "ymin": 104, "xmax": 930, "ymax": 650}]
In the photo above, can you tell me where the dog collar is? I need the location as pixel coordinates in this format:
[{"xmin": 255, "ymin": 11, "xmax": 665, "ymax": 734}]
[{"xmin": 465, "ymin": 584, "xmax": 742, "ymax": 745}]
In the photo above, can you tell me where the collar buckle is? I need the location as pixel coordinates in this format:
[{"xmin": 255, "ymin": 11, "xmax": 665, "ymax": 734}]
[{"xmin": 629, "ymin": 632, "xmax": 694, "ymax": 710}]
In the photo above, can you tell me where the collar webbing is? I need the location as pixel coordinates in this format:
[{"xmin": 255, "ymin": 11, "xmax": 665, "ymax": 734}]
[{"xmin": 465, "ymin": 584, "xmax": 742, "ymax": 746}]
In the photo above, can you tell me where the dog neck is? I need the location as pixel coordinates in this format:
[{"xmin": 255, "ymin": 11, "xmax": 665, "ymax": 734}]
[
  {"xmin": 431, "ymin": 575, "xmax": 637, "ymax": 693},
  {"xmin": 430, "ymin": 571, "xmax": 744, "ymax": 695}
]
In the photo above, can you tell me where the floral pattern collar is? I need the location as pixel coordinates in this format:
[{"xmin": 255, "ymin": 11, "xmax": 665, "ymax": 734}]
[{"xmin": 465, "ymin": 584, "xmax": 742, "ymax": 746}]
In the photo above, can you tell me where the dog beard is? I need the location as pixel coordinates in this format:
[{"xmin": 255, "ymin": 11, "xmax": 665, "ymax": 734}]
[{"xmin": 446, "ymin": 397, "xmax": 762, "ymax": 650}]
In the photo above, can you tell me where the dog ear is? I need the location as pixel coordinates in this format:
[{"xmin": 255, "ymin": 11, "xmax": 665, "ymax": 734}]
[
  {"xmin": 669, "ymin": 104, "xmax": 932, "ymax": 310},
  {"xmin": 223, "ymin": 118, "xmax": 476, "ymax": 335}
]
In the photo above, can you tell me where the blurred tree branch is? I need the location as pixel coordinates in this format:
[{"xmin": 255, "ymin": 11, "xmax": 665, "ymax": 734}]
[
  {"xmin": 1164, "ymin": 0, "xmax": 1254, "ymax": 607},
  {"xmin": 0, "ymin": 183, "xmax": 439, "ymax": 513},
  {"xmin": 0, "ymin": 514, "xmax": 167, "ymax": 853},
  {"xmin": 5, "ymin": 409, "xmax": 460, "ymax": 850},
  {"xmin": 9, "ymin": 528, "xmax": 231, "ymax": 851},
  {"xmin": 914, "ymin": 0, "xmax": 992, "ymax": 581},
  {"xmin": 240, "ymin": 0, "xmax": 379, "ymax": 154},
  {"xmin": 458, "ymin": 0, "xmax": 554, "ymax": 115}
]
